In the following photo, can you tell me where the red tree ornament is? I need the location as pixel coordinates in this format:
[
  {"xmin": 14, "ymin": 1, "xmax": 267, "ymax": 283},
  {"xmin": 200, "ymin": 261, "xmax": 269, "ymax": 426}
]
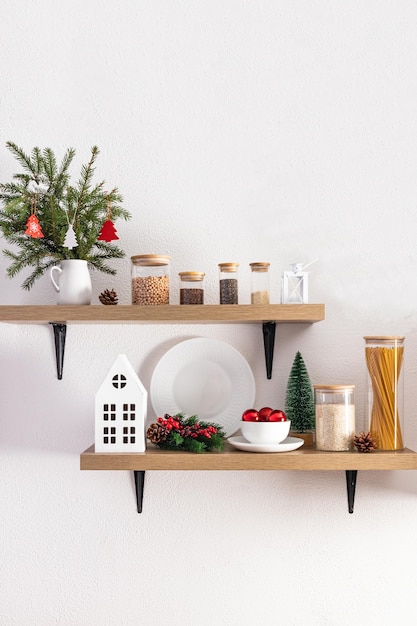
[
  {"xmin": 98, "ymin": 219, "xmax": 119, "ymax": 242},
  {"xmin": 25, "ymin": 214, "xmax": 44, "ymax": 238}
]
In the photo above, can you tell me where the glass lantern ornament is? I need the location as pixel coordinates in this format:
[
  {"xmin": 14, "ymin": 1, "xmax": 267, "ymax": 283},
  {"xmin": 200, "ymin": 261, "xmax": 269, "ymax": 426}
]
[{"xmin": 281, "ymin": 263, "xmax": 308, "ymax": 304}]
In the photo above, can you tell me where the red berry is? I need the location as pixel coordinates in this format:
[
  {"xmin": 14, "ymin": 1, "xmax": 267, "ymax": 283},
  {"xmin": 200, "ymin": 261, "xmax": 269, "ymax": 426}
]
[
  {"xmin": 268, "ymin": 410, "xmax": 287, "ymax": 422},
  {"xmin": 258, "ymin": 407, "xmax": 274, "ymax": 421},
  {"xmin": 242, "ymin": 409, "xmax": 259, "ymax": 422}
]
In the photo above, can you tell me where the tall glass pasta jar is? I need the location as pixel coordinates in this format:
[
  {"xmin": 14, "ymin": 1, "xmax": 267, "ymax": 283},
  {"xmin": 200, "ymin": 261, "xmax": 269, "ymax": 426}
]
[
  {"xmin": 314, "ymin": 385, "xmax": 355, "ymax": 451},
  {"xmin": 131, "ymin": 254, "xmax": 170, "ymax": 304},
  {"xmin": 364, "ymin": 336, "xmax": 405, "ymax": 450}
]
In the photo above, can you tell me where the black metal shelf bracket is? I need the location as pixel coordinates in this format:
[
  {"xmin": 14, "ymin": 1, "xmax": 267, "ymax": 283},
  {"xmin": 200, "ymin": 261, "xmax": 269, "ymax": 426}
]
[
  {"xmin": 134, "ymin": 470, "xmax": 145, "ymax": 513},
  {"xmin": 131, "ymin": 470, "xmax": 357, "ymax": 514},
  {"xmin": 262, "ymin": 321, "xmax": 276, "ymax": 379},
  {"xmin": 346, "ymin": 470, "xmax": 358, "ymax": 514},
  {"xmin": 50, "ymin": 322, "xmax": 67, "ymax": 380}
]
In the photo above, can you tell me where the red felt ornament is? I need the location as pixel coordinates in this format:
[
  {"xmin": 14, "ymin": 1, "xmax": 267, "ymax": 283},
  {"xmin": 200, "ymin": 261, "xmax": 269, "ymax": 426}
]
[
  {"xmin": 98, "ymin": 197, "xmax": 119, "ymax": 242},
  {"xmin": 25, "ymin": 214, "xmax": 44, "ymax": 238},
  {"xmin": 98, "ymin": 219, "xmax": 119, "ymax": 242}
]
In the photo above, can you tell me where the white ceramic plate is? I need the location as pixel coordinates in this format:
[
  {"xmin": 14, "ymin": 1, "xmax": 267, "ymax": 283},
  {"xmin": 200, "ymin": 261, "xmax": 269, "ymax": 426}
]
[
  {"xmin": 227, "ymin": 436, "xmax": 304, "ymax": 453},
  {"xmin": 150, "ymin": 338, "xmax": 255, "ymax": 437}
]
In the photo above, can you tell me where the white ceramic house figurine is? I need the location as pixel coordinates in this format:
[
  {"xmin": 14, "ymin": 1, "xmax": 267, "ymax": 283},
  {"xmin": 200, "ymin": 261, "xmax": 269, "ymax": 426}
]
[{"xmin": 95, "ymin": 354, "xmax": 147, "ymax": 452}]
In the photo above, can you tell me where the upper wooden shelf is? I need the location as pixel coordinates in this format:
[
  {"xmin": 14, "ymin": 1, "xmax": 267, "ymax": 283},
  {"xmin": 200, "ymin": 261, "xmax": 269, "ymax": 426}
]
[
  {"xmin": 0, "ymin": 304, "xmax": 325, "ymax": 324},
  {"xmin": 80, "ymin": 444, "xmax": 417, "ymax": 472}
]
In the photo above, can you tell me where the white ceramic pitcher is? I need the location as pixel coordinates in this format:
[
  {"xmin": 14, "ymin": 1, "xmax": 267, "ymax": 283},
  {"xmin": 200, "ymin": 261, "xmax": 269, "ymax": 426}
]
[{"xmin": 50, "ymin": 259, "xmax": 92, "ymax": 305}]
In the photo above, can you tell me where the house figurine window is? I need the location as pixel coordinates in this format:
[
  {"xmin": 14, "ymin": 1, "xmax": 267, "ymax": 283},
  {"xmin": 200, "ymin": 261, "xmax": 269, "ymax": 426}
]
[{"xmin": 95, "ymin": 354, "xmax": 147, "ymax": 453}]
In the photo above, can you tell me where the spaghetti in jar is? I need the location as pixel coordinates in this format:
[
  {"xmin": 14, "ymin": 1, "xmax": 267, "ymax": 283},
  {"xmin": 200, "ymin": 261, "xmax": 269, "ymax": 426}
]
[{"xmin": 364, "ymin": 336, "xmax": 405, "ymax": 450}]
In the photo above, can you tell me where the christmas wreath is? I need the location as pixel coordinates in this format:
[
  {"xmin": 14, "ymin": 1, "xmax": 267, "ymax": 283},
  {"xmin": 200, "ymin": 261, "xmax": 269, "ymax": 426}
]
[{"xmin": 147, "ymin": 413, "xmax": 226, "ymax": 453}]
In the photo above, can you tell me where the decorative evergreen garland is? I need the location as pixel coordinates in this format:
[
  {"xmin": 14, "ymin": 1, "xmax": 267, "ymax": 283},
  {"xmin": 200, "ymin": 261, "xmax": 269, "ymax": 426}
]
[{"xmin": 147, "ymin": 413, "xmax": 226, "ymax": 453}]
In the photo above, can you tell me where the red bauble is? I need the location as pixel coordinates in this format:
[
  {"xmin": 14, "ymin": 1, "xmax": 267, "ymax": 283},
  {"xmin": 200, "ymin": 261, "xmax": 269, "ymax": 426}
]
[
  {"xmin": 98, "ymin": 219, "xmax": 119, "ymax": 242},
  {"xmin": 268, "ymin": 410, "xmax": 287, "ymax": 422},
  {"xmin": 258, "ymin": 407, "xmax": 274, "ymax": 421},
  {"xmin": 242, "ymin": 409, "xmax": 259, "ymax": 422}
]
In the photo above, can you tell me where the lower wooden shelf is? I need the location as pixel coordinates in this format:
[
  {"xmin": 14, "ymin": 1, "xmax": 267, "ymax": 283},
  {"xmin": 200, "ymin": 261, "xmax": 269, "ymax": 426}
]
[
  {"xmin": 80, "ymin": 444, "xmax": 417, "ymax": 471},
  {"xmin": 80, "ymin": 444, "xmax": 417, "ymax": 515}
]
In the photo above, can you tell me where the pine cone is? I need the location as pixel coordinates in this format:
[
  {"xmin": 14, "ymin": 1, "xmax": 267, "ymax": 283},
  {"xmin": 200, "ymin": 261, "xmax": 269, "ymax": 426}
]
[
  {"xmin": 99, "ymin": 289, "xmax": 118, "ymax": 305},
  {"xmin": 353, "ymin": 431, "xmax": 377, "ymax": 453},
  {"xmin": 147, "ymin": 422, "xmax": 165, "ymax": 444}
]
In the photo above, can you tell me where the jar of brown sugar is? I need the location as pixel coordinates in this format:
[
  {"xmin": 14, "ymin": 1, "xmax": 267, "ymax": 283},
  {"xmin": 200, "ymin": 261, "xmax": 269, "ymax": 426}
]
[
  {"xmin": 179, "ymin": 271, "xmax": 205, "ymax": 304},
  {"xmin": 250, "ymin": 262, "xmax": 270, "ymax": 304},
  {"xmin": 131, "ymin": 254, "xmax": 170, "ymax": 305}
]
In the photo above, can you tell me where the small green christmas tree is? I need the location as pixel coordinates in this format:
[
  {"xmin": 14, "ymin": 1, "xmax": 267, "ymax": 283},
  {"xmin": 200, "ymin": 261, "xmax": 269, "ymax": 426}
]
[{"xmin": 285, "ymin": 351, "xmax": 315, "ymax": 432}]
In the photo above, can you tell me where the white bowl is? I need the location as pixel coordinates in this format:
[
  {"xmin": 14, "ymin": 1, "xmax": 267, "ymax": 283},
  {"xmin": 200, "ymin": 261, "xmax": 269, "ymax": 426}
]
[{"xmin": 240, "ymin": 420, "xmax": 291, "ymax": 444}]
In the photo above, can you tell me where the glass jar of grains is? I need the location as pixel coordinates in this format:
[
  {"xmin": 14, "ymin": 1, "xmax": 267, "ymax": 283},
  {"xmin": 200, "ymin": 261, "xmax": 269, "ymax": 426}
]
[
  {"xmin": 314, "ymin": 385, "xmax": 355, "ymax": 451},
  {"xmin": 179, "ymin": 271, "xmax": 205, "ymax": 304},
  {"xmin": 218, "ymin": 262, "xmax": 239, "ymax": 304},
  {"xmin": 249, "ymin": 262, "xmax": 270, "ymax": 304},
  {"xmin": 131, "ymin": 254, "xmax": 170, "ymax": 305}
]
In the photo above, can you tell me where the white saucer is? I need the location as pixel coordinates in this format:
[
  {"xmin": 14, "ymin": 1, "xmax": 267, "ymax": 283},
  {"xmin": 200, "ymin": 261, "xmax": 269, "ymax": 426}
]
[{"xmin": 227, "ymin": 436, "xmax": 304, "ymax": 453}]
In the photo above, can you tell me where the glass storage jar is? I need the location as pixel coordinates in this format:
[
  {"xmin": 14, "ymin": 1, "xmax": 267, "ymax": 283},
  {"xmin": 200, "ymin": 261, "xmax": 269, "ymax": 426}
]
[
  {"xmin": 364, "ymin": 336, "xmax": 405, "ymax": 450},
  {"xmin": 179, "ymin": 271, "xmax": 205, "ymax": 304},
  {"xmin": 131, "ymin": 254, "xmax": 170, "ymax": 305},
  {"xmin": 314, "ymin": 385, "xmax": 355, "ymax": 451},
  {"xmin": 218, "ymin": 262, "xmax": 239, "ymax": 304},
  {"xmin": 249, "ymin": 262, "xmax": 270, "ymax": 304}
]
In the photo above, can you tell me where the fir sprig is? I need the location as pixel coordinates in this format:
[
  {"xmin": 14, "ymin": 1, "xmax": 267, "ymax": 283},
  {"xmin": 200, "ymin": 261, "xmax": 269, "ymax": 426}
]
[
  {"xmin": 147, "ymin": 413, "xmax": 226, "ymax": 453},
  {"xmin": 0, "ymin": 142, "xmax": 131, "ymax": 289}
]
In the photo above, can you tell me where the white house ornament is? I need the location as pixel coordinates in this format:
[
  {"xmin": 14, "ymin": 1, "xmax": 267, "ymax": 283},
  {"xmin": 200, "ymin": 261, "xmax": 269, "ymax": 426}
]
[{"xmin": 95, "ymin": 354, "xmax": 147, "ymax": 453}]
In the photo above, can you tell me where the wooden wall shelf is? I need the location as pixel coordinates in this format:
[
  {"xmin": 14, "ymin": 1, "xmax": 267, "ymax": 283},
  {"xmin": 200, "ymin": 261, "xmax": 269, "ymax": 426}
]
[
  {"xmin": 0, "ymin": 304, "xmax": 325, "ymax": 324},
  {"xmin": 80, "ymin": 443, "xmax": 417, "ymax": 472},
  {"xmin": 80, "ymin": 444, "xmax": 417, "ymax": 514},
  {"xmin": 0, "ymin": 304, "xmax": 325, "ymax": 379}
]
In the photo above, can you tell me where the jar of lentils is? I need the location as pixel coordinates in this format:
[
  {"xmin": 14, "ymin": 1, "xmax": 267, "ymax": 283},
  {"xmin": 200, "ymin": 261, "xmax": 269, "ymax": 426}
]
[
  {"xmin": 131, "ymin": 254, "xmax": 170, "ymax": 305},
  {"xmin": 179, "ymin": 271, "xmax": 205, "ymax": 304},
  {"xmin": 219, "ymin": 262, "xmax": 239, "ymax": 304}
]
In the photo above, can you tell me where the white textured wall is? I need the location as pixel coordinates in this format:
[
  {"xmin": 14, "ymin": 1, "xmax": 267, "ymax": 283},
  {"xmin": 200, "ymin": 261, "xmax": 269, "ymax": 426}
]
[{"xmin": 1, "ymin": 2, "xmax": 417, "ymax": 624}]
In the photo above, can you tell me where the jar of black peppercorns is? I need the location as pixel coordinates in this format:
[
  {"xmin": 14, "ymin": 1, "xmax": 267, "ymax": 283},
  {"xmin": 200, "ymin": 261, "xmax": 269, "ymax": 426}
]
[
  {"xmin": 218, "ymin": 262, "xmax": 239, "ymax": 304},
  {"xmin": 179, "ymin": 271, "xmax": 205, "ymax": 304}
]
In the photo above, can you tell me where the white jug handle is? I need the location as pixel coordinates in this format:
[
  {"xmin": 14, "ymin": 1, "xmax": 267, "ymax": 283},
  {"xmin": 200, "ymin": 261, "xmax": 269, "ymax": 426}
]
[{"xmin": 50, "ymin": 266, "xmax": 62, "ymax": 292}]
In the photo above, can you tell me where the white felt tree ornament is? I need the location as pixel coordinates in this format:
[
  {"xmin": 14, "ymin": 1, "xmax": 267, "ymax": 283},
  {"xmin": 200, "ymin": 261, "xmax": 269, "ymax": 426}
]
[{"xmin": 63, "ymin": 224, "xmax": 78, "ymax": 249}]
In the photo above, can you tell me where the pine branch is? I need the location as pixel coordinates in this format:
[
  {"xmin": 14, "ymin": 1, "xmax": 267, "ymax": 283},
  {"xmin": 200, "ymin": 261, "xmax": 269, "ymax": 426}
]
[
  {"xmin": 0, "ymin": 142, "xmax": 131, "ymax": 290},
  {"xmin": 5, "ymin": 142, "xmax": 38, "ymax": 177},
  {"xmin": 31, "ymin": 147, "xmax": 43, "ymax": 178}
]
